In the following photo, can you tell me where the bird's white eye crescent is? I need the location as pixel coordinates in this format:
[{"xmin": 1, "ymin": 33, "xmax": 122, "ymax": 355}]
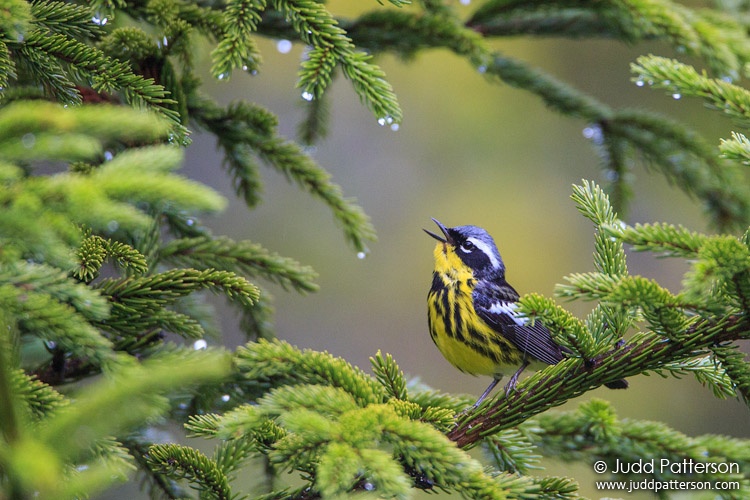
[{"xmin": 459, "ymin": 241, "xmax": 475, "ymax": 253}]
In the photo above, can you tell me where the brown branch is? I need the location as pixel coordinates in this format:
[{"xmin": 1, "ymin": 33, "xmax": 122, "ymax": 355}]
[{"xmin": 447, "ymin": 314, "xmax": 749, "ymax": 448}]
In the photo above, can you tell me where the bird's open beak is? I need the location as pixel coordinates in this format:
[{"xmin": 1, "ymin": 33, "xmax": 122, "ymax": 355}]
[{"xmin": 424, "ymin": 218, "xmax": 452, "ymax": 244}]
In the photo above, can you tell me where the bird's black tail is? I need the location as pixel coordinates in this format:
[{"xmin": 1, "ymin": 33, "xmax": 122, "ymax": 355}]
[{"xmin": 605, "ymin": 379, "xmax": 629, "ymax": 389}]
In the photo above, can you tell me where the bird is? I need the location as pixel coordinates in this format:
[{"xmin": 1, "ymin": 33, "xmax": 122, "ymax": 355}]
[{"xmin": 424, "ymin": 218, "xmax": 627, "ymax": 408}]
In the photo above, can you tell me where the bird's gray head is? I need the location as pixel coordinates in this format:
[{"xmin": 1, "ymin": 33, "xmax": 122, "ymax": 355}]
[{"xmin": 424, "ymin": 218, "xmax": 505, "ymax": 276}]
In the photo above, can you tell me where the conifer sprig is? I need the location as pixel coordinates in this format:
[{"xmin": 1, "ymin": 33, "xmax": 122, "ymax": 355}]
[
  {"xmin": 211, "ymin": 0, "xmax": 266, "ymax": 80},
  {"xmin": 711, "ymin": 344, "xmax": 750, "ymax": 405},
  {"xmin": 652, "ymin": 356, "xmax": 736, "ymax": 400},
  {"xmin": 159, "ymin": 236, "xmax": 318, "ymax": 293},
  {"xmin": 448, "ymin": 313, "xmax": 749, "ymax": 448},
  {"xmin": 483, "ymin": 427, "xmax": 541, "ymax": 474},
  {"xmin": 95, "ymin": 269, "xmax": 259, "ymax": 339},
  {"xmin": 371, "ymin": 350, "xmax": 408, "ymax": 401},
  {"xmin": 74, "ymin": 234, "xmax": 149, "ymax": 282},
  {"xmin": 185, "ymin": 339, "xmax": 583, "ymax": 499},
  {"xmin": 8, "ymin": 369, "xmax": 67, "ymax": 421},
  {"xmin": 22, "ymin": 29, "xmax": 182, "ymax": 131},
  {"xmin": 468, "ymin": 0, "xmax": 750, "ymax": 75},
  {"xmin": 31, "ymin": 0, "xmax": 104, "ymax": 39},
  {"xmin": 272, "ymin": 0, "xmax": 402, "ymax": 123},
  {"xmin": 146, "ymin": 444, "xmax": 233, "ymax": 500},
  {"xmin": 632, "ymin": 55, "xmax": 750, "ymax": 122},
  {"xmin": 530, "ymin": 399, "xmax": 749, "ymax": 492},
  {"xmin": 235, "ymin": 339, "xmax": 386, "ymax": 406}
]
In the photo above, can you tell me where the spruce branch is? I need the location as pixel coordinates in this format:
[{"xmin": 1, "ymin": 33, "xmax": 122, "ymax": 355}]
[
  {"xmin": 0, "ymin": 261, "xmax": 110, "ymax": 322},
  {"xmin": 0, "ymin": 101, "xmax": 171, "ymax": 144},
  {"xmin": 185, "ymin": 413, "xmax": 224, "ymax": 439},
  {"xmin": 30, "ymin": 0, "xmax": 103, "ymax": 40},
  {"xmin": 261, "ymin": 384, "xmax": 361, "ymax": 418},
  {"xmin": 58, "ymin": 438, "xmax": 136, "ymax": 499},
  {"xmin": 0, "ymin": 313, "xmax": 21, "ymax": 451},
  {"xmin": 469, "ymin": 1, "xmax": 624, "ymax": 38},
  {"xmin": 695, "ymin": 433, "xmax": 750, "ymax": 470},
  {"xmin": 126, "ymin": 437, "xmax": 191, "ymax": 500},
  {"xmin": 22, "ymin": 29, "xmax": 183, "ymax": 130},
  {"xmin": 483, "ymin": 55, "xmax": 745, "ymax": 225},
  {"xmin": 235, "ymin": 339, "xmax": 386, "ymax": 406},
  {"xmin": 212, "ymin": 434, "xmax": 260, "ymax": 478},
  {"xmin": 0, "ymin": 0, "xmax": 31, "ymax": 40},
  {"xmin": 237, "ymin": 289, "xmax": 276, "ymax": 340},
  {"xmin": 0, "ymin": 144, "xmax": 224, "ymax": 252},
  {"xmin": 344, "ymin": 5, "xmax": 750, "ymax": 227},
  {"xmin": 211, "ymin": 0, "xmax": 266, "ymax": 80},
  {"xmin": 271, "ymin": 0, "xmax": 402, "ymax": 123},
  {"xmin": 516, "ymin": 293, "xmax": 597, "ymax": 358},
  {"xmin": 408, "ymin": 388, "xmax": 472, "ymax": 415},
  {"xmin": 633, "ymin": 55, "xmax": 750, "ymax": 124},
  {"xmin": 720, "ymin": 131, "xmax": 750, "ymax": 165},
  {"xmin": 651, "ymin": 355, "xmax": 737, "ymax": 400},
  {"xmin": 253, "ymin": 133, "xmax": 376, "ymax": 253},
  {"xmin": 0, "ymin": 40, "xmax": 15, "ymax": 91},
  {"xmin": 371, "ymin": 350, "xmax": 408, "ymax": 401},
  {"xmin": 530, "ymin": 398, "xmax": 749, "ymax": 492},
  {"xmin": 0, "ymin": 282, "xmax": 117, "ymax": 370},
  {"xmin": 95, "ymin": 268, "xmax": 259, "ymax": 340},
  {"xmin": 159, "ymin": 236, "xmax": 318, "ymax": 293},
  {"xmin": 146, "ymin": 444, "xmax": 233, "ymax": 500},
  {"xmin": 346, "ymin": 8, "xmax": 486, "ymax": 59},
  {"xmin": 297, "ymin": 87, "xmax": 331, "ymax": 146},
  {"xmin": 602, "ymin": 221, "xmax": 708, "ymax": 258},
  {"xmin": 0, "ymin": 349, "xmax": 233, "ymax": 499},
  {"xmin": 712, "ymin": 344, "xmax": 750, "ymax": 406},
  {"xmin": 9, "ymin": 369, "xmax": 67, "ymax": 421},
  {"xmin": 74, "ymin": 234, "xmax": 148, "ymax": 282},
  {"xmin": 601, "ymin": 109, "xmax": 749, "ymax": 231},
  {"xmin": 468, "ymin": 0, "xmax": 750, "ymax": 77},
  {"xmin": 93, "ymin": 145, "xmax": 227, "ymax": 215},
  {"xmin": 215, "ymin": 341, "xmax": 587, "ymax": 498},
  {"xmin": 140, "ymin": 0, "xmax": 224, "ymax": 40},
  {"xmin": 484, "ymin": 53, "xmax": 611, "ymax": 121},
  {"xmin": 38, "ymin": 349, "xmax": 231, "ymax": 459},
  {"xmin": 447, "ymin": 314, "xmax": 750, "ymax": 448},
  {"xmin": 377, "ymin": 405, "xmax": 506, "ymax": 499},
  {"xmin": 483, "ymin": 427, "xmax": 541, "ymax": 474}
]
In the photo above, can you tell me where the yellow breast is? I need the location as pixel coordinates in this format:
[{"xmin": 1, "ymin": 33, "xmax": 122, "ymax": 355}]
[{"xmin": 428, "ymin": 243, "xmax": 523, "ymax": 377}]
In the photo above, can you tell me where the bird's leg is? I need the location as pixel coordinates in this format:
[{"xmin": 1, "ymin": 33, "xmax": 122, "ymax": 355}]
[
  {"xmin": 471, "ymin": 377, "xmax": 501, "ymax": 409},
  {"xmin": 503, "ymin": 361, "xmax": 530, "ymax": 394},
  {"xmin": 465, "ymin": 360, "xmax": 532, "ymax": 412}
]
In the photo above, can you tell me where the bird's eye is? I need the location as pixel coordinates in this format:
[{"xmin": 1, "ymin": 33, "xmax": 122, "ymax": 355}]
[{"xmin": 459, "ymin": 241, "xmax": 475, "ymax": 253}]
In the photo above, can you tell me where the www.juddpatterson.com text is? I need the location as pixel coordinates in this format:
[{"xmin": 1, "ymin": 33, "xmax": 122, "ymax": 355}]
[{"xmin": 593, "ymin": 459, "xmax": 742, "ymax": 494}]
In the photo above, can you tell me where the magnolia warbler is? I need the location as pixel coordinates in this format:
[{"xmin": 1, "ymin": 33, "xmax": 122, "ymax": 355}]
[{"xmin": 425, "ymin": 218, "xmax": 627, "ymax": 407}]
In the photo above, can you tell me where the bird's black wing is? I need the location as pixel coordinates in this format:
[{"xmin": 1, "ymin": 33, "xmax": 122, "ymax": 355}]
[{"xmin": 473, "ymin": 280, "xmax": 565, "ymax": 365}]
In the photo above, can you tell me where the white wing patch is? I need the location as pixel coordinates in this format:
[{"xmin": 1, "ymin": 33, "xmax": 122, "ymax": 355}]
[
  {"xmin": 466, "ymin": 237, "xmax": 501, "ymax": 270},
  {"xmin": 488, "ymin": 301, "xmax": 527, "ymax": 326}
]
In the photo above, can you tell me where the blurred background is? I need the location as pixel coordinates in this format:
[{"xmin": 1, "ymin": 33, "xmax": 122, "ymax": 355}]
[{"xmin": 142, "ymin": 0, "xmax": 749, "ymax": 497}]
